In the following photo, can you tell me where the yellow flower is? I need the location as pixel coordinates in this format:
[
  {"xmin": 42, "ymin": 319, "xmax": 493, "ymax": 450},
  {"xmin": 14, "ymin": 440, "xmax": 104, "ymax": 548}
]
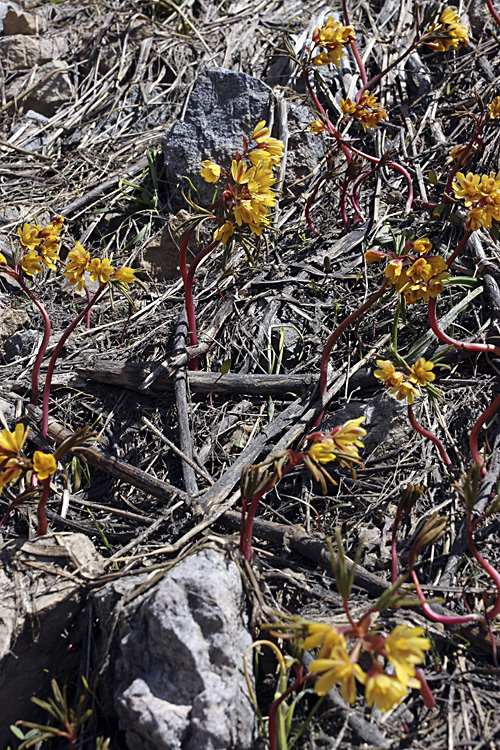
[
  {"xmin": 200, "ymin": 160, "xmax": 221, "ymax": 183},
  {"xmin": 374, "ymin": 360, "xmax": 396, "ymax": 383},
  {"xmin": 489, "ymin": 97, "xmax": 500, "ymax": 119},
  {"xmin": 409, "ymin": 358, "xmax": 435, "ymax": 386},
  {"xmin": 312, "ymin": 46, "xmax": 346, "ymax": 67},
  {"xmin": 17, "ymin": 223, "xmax": 42, "ymax": 251},
  {"xmin": 63, "ymin": 242, "xmax": 91, "ymax": 291},
  {"xmin": 390, "ymin": 380, "xmax": 419, "ymax": 405},
  {"xmin": 112, "ymin": 267, "xmax": 136, "ymax": 287},
  {"xmin": 231, "ymin": 159, "xmax": 249, "ymax": 185},
  {"xmin": 364, "ymin": 249, "xmax": 386, "ymax": 263},
  {"xmin": 0, "ymin": 253, "xmax": 7, "ymax": 265},
  {"xmin": 384, "ymin": 625, "xmax": 431, "ymax": 685},
  {"xmin": 362, "ymin": 671, "xmax": 409, "ymax": 712},
  {"xmin": 213, "ymin": 221, "xmax": 234, "ymax": 244},
  {"xmin": 302, "ymin": 623, "xmax": 347, "ymax": 658},
  {"xmin": 307, "ymin": 437, "xmax": 337, "ymax": 465},
  {"xmin": 0, "ymin": 424, "xmax": 28, "ymax": 457},
  {"xmin": 340, "ymin": 98, "xmax": 357, "ymax": 117},
  {"xmin": 89, "ymin": 258, "xmax": 115, "ymax": 285},
  {"xmin": 412, "ymin": 238, "xmax": 432, "ymax": 254},
  {"xmin": 385, "ymin": 258, "xmax": 405, "ymax": 284},
  {"xmin": 310, "ymin": 646, "xmax": 366, "ymax": 702},
  {"xmin": 407, "ymin": 258, "xmax": 434, "ymax": 283},
  {"xmin": 39, "ymin": 237, "xmax": 59, "ymax": 270},
  {"xmin": 251, "ymin": 120, "xmax": 271, "ymax": 143},
  {"xmin": 452, "ymin": 172, "xmax": 482, "ymax": 206},
  {"xmin": 307, "ymin": 120, "xmax": 325, "ymax": 135},
  {"xmin": 426, "ymin": 7, "xmax": 469, "ymax": 51},
  {"xmin": 33, "ymin": 451, "xmax": 57, "ymax": 480},
  {"xmin": 21, "ymin": 251, "xmax": 43, "ymax": 276},
  {"xmin": 330, "ymin": 417, "xmax": 366, "ymax": 456}
]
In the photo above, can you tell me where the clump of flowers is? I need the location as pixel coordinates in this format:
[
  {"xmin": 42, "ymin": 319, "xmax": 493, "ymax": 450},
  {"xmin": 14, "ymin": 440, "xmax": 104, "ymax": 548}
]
[
  {"xmin": 63, "ymin": 242, "xmax": 136, "ymax": 291},
  {"xmin": 304, "ymin": 619, "xmax": 431, "ymax": 711},
  {"xmin": 425, "ymin": 6, "xmax": 469, "ymax": 51},
  {"xmin": 310, "ymin": 16, "xmax": 355, "ymax": 67},
  {"xmin": 365, "ymin": 238, "xmax": 450, "ymax": 304},
  {"xmin": 340, "ymin": 93, "xmax": 387, "ymax": 130},
  {"xmin": 16, "ymin": 216, "xmax": 64, "ymax": 276},
  {"xmin": 199, "ymin": 121, "xmax": 284, "ymax": 241},
  {"xmin": 374, "ymin": 358, "xmax": 436, "ymax": 405},
  {"xmin": 452, "ymin": 171, "xmax": 500, "ymax": 233},
  {"xmin": 302, "ymin": 417, "xmax": 366, "ymax": 492}
]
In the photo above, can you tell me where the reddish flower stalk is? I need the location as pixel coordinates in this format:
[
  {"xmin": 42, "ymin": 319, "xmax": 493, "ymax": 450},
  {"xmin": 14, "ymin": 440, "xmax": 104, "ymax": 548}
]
[
  {"xmin": 466, "ymin": 507, "xmax": 500, "ymax": 621},
  {"xmin": 316, "ymin": 282, "xmax": 389, "ymax": 425},
  {"xmin": 340, "ymin": 0, "xmax": 367, "ymax": 85},
  {"xmin": 486, "ymin": 0, "xmax": 500, "ymax": 28},
  {"xmin": 41, "ymin": 286, "xmax": 106, "ymax": 437},
  {"xmin": 469, "ymin": 393, "xmax": 500, "ymax": 475},
  {"xmin": 428, "ymin": 297, "xmax": 500, "ymax": 357},
  {"xmin": 36, "ymin": 478, "xmax": 51, "ymax": 536},
  {"xmin": 13, "ymin": 275, "xmax": 52, "ymax": 405},
  {"xmin": 409, "ymin": 567, "xmax": 481, "ymax": 624},
  {"xmin": 268, "ymin": 673, "xmax": 314, "ymax": 750},
  {"xmin": 240, "ymin": 462, "xmax": 295, "ymax": 562},
  {"xmin": 407, "ymin": 404, "xmax": 453, "ymax": 469},
  {"xmin": 178, "ymin": 227, "xmax": 220, "ymax": 370},
  {"xmin": 445, "ymin": 230, "xmax": 471, "ymax": 269},
  {"xmin": 415, "ymin": 667, "xmax": 436, "ymax": 709}
]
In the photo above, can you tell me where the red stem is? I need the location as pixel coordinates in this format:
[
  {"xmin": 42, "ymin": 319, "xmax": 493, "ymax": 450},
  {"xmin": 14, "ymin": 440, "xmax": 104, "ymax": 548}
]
[
  {"xmin": 36, "ymin": 478, "xmax": 51, "ymax": 536},
  {"xmin": 407, "ymin": 404, "xmax": 453, "ymax": 469},
  {"xmin": 14, "ymin": 275, "xmax": 52, "ymax": 405},
  {"xmin": 466, "ymin": 508, "xmax": 500, "ymax": 621},
  {"xmin": 41, "ymin": 286, "xmax": 105, "ymax": 437},
  {"xmin": 179, "ymin": 227, "xmax": 220, "ymax": 370},
  {"xmin": 446, "ymin": 231, "xmax": 471, "ymax": 268},
  {"xmin": 415, "ymin": 667, "xmax": 436, "ymax": 709},
  {"xmin": 428, "ymin": 297, "xmax": 500, "ymax": 356},
  {"xmin": 340, "ymin": 0, "xmax": 367, "ymax": 85},
  {"xmin": 316, "ymin": 283, "xmax": 389, "ymax": 424},
  {"xmin": 469, "ymin": 393, "xmax": 500, "ymax": 475},
  {"xmin": 486, "ymin": 0, "xmax": 500, "ymax": 28},
  {"xmin": 268, "ymin": 674, "xmax": 314, "ymax": 750},
  {"xmin": 410, "ymin": 567, "xmax": 480, "ymax": 624}
]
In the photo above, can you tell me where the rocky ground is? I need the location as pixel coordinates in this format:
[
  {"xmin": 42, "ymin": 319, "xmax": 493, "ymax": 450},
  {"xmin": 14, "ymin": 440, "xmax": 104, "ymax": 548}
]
[{"xmin": 1, "ymin": 0, "xmax": 500, "ymax": 748}]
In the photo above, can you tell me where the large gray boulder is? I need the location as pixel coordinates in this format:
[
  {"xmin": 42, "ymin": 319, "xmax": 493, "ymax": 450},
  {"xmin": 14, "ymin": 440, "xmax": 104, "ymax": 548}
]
[
  {"xmin": 94, "ymin": 547, "xmax": 255, "ymax": 750},
  {"xmin": 161, "ymin": 68, "xmax": 272, "ymax": 209}
]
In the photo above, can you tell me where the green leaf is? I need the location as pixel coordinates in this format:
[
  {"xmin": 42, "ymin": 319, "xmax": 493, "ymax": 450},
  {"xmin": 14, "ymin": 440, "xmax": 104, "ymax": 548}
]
[
  {"xmin": 427, "ymin": 170, "xmax": 438, "ymax": 186},
  {"xmin": 221, "ymin": 358, "xmax": 232, "ymax": 375}
]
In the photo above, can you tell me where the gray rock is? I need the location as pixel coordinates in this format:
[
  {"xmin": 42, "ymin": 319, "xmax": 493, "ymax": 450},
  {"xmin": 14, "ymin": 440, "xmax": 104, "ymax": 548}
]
[
  {"xmin": 12, "ymin": 59, "xmax": 75, "ymax": 117},
  {"xmin": 3, "ymin": 328, "xmax": 39, "ymax": 361},
  {"xmin": 162, "ymin": 68, "xmax": 272, "ymax": 209},
  {"xmin": 0, "ymin": 33, "xmax": 68, "ymax": 70},
  {"xmin": 0, "ymin": 302, "xmax": 29, "ymax": 342},
  {"xmin": 94, "ymin": 548, "xmax": 255, "ymax": 750}
]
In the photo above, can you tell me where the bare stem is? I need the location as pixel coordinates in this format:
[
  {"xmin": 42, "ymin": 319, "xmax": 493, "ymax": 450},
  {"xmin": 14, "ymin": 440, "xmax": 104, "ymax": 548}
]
[{"xmin": 407, "ymin": 404, "xmax": 453, "ymax": 469}]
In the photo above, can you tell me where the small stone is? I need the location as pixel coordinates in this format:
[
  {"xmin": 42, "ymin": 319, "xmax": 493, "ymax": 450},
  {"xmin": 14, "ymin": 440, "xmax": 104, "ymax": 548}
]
[{"xmin": 0, "ymin": 302, "xmax": 29, "ymax": 342}]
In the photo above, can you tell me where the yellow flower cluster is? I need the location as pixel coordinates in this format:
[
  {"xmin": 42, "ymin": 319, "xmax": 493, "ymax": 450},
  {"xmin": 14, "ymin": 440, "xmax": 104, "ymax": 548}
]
[
  {"xmin": 425, "ymin": 7, "xmax": 469, "ymax": 51},
  {"xmin": 304, "ymin": 621, "xmax": 430, "ymax": 712},
  {"xmin": 374, "ymin": 358, "xmax": 435, "ymax": 405},
  {"xmin": 200, "ymin": 121, "xmax": 284, "ymax": 240},
  {"xmin": 366, "ymin": 239, "xmax": 449, "ymax": 304},
  {"xmin": 311, "ymin": 16, "xmax": 355, "ymax": 67},
  {"xmin": 452, "ymin": 171, "xmax": 500, "ymax": 232},
  {"xmin": 0, "ymin": 424, "xmax": 56, "ymax": 494},
  {"xmin": 63, "ymin": 242, "xmax": 136, "ymax": 291},
  {"xmin": 340, "ymin": 93, "xmax": 387, "ymax": 130},
  {"xmin": 303, "ymin": 417, "xmax": 366, "ymax": 492},
  {"xmin": 16, "ymin": 217, "xmax": 64, "ymax": 276}
]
